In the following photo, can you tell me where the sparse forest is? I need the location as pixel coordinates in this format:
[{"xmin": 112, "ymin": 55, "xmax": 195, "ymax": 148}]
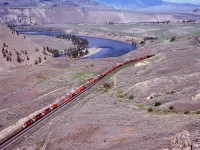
[{"xmin": 45, "ymin": 34, "xmax": 89, "ymax": 58}]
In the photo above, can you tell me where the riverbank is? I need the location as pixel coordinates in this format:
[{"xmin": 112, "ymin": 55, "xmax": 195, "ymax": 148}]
[
  {"xmin": 83, "ymin": 47, "xmax": 101, "ymax": 58},
  {"xmin": 19, "ymin": 30, "xmax": 136, "ymax": 59}
]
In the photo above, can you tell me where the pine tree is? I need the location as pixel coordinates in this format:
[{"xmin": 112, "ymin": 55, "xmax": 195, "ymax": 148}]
[
  {"xmin": 17, "ymin": 55, "xmax": 21, "ymax": 63},
  {"xmin": 3, "ymin": 52, "xmax": 6, "ymax": 58},
  {"xmin": 38, "ymin": 57, "xmax": 42, "ymax": 63}
]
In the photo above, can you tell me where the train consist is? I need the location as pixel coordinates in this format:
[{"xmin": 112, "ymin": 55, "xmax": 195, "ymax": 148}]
[{"xmin": 0, "ymin": 54, "xmax": 155, "ymax": 145}]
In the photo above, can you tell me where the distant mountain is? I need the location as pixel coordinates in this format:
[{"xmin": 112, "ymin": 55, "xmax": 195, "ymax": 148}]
[
  {"xmin": 94, "ymin": 0, "xmax": 166, "ymax": 9},
  {"xmin": 0, "ymin": 0, "xmax": 199, "ymax": 12},
  {"xmin": 94, "ymin": 0, "xmax": 200, "ymax": 12}
]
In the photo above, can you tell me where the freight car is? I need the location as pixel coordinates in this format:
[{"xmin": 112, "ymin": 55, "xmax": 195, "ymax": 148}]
[
  {"xmin": 0, "ymin": 54, "xmax": 155, "ymax": 146},
  {"xmin": 76, "ymin": 85, "xmax": 85, "ymax": 93},
  {"xmin": 63, "ymin": 95, "xmax": 71, "ymax": 103},
  {"xmin": 23, "ymin": 119, "xmax": 34, "ymax": 128},
  {"xmin": 42, "ymin": 108, "xmax": 51, "ymax": 116},
  {"xmin": 0, "ymin": 117, "xmax": 28, "ymax": 144},
  {"xmin": 33, "ymin": 113, "xmax": 43, "ymax": 122}
]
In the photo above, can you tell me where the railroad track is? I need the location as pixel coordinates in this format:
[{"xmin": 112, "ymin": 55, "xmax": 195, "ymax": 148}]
[
  {"xmin": 0, "ymin": 79, "xmax": 101, "ymax": 150},
  {"xmin": 0, "ymin": 54, "xmax": 155, "ymax": 149}
]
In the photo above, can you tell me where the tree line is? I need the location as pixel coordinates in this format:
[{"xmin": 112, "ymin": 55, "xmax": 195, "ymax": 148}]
[{"xmin": 45, "ymin": 34, "xmax": 89, "ymax": 58}]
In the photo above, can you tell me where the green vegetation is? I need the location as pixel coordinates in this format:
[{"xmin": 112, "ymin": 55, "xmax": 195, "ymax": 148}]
[
  {"xmin": 154, "ymin": 102, "xmax": 162, "ymax": 107},
  {"xmin": 147, "ymin": 107, "xmax": 153, "ymax": 112},
  {"xmin": 128, "ymin": 95, "xmax": 134, "ymax": 100},
  {"xmin": 157, "ymin": 34, "xmax": 168, "ymax": 42},
  {"xmin": 196, "ymin": 111, "xmax": 200, "ymax": 114},
  {"xmin": 166, "ymin": 91, "xmax": 175, "ymax": 94},
  {"xmin": 74, "ymin": 72, "xmax": 93, "ymax": 79},
  {"xmin": 56, "ymin": 34, "xmax": 89, "ymax": 48},
  {"xmin": 116, "ymin": 91, "xmax": 126, "ymax": 99},
  {"xmin": 192, "ymin": 31, "xmax": 200, "ymax": 35},
  {"xmin": 35, "ymin": 140, "xmax": 45, "ymax": 150},
  {"xmin": 184, "ymin": 111, "xmax": 190, "ymax": 114},
  {"xmin": 103, "ymin": 82, "xmax": 114, "ymax": 92},
  {"xmin": 46, "ymin": 46, "xmax": 60, "ymax": 57},
  {"xmin": 169, "ymin": 106, "xmax": 174, "ymax": 110},
  {"xmin": 169, "ymin": 36, "xmax": 176, "ymax": 42},
  {"xmin": 36, "ymin": 79, "xmax": 45, "ymax": 85}
]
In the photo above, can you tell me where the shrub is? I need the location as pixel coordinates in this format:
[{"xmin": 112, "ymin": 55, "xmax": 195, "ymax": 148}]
[
  {"xmin": 154, "ymin": 102, "xmax": 161, "ymax": 107},
  {"xmin": 170, "ymin": 91, "xmax": 175, "ymax": 94},
  {"xmin": 35, "ymin": 60, "xmax": 38, "ymax": 65},
  {"xmin": 128, "ymin": 95, "xmax": 134, "ymax": 100},
  {"xmin": 169, "ymin": 106, "xmax": 174, "ymax": 110},
  {"xmin": 3, "ymin": 52, "xmax": 6, "ymax": 58},
  {"xmin": 196, "ymin": 111, "xmax": 200, "ymax": 114},
  {"xmin": 184, "ymin": 111, "xmax": 190, "ymax": 114},
  {"xmin": 17, "ymin": 55, "xmax": 22, "ymax": 63},
  {"xmin": 38, "ymin": 57, "xmax": 42, "ymax": 63},
  {"xmin": 170, "ymin": 37, "xmax": 176, "ymax": 42},
  {"xmin": 147, "ymin": 107, "xmax": 153, "ymax": 112},
  {"xmin": 116, "ymin": 93, "xmax": 125, "ymax": 98}
]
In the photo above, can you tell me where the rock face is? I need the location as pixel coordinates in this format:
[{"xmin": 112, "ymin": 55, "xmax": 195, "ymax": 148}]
[{"xmin": 171, "ymin": 131, "xmax": 200, "ymax": 150}]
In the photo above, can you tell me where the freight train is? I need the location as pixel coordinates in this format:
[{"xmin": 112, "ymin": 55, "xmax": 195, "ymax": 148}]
[{"xmin": 0, "ymin": 54, "xmax": 155, "ymax": 145}]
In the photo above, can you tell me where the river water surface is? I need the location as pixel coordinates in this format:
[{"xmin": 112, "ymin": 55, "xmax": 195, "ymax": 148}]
[{"xmin": 18, "ymin": 30, "xmax": 136, "ymax": 59}]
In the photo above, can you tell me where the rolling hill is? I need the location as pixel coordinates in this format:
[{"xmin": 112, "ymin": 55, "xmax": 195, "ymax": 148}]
[
  {"xmin": 0, "ymin": 0, "xmax": 199, "ymax": 25},
  {"xmin": 0, "ymin": 25, "xmax": 52, "ymax": 69}
]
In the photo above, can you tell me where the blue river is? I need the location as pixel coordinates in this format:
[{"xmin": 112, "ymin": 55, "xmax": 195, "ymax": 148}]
[{"xmin": 18, "ymin": 30, "xmax": 136, "ymax": 59}]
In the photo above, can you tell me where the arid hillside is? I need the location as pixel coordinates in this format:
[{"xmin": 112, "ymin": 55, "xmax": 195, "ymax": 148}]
[
  {"xmin": 0, "ymin": 8, "xmax": 200, "ymax": 25},
  {"xmin": 2, "ymin": 24, "xmax": 199, "ymax": 149},
  {"xmin": 0, "ymin": 25, "xmax": 52, "ymax": 70}
]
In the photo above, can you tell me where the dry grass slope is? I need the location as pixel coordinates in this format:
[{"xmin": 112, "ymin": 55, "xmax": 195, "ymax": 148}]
[{"xmin": 0, "ymin": 25, "xmax": 52, "ymax": 69}]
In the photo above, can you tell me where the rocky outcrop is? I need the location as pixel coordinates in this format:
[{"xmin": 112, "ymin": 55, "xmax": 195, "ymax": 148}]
[{"xmin": 170, "ymin": 131, "xmax": 200, "ymax": 150}]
